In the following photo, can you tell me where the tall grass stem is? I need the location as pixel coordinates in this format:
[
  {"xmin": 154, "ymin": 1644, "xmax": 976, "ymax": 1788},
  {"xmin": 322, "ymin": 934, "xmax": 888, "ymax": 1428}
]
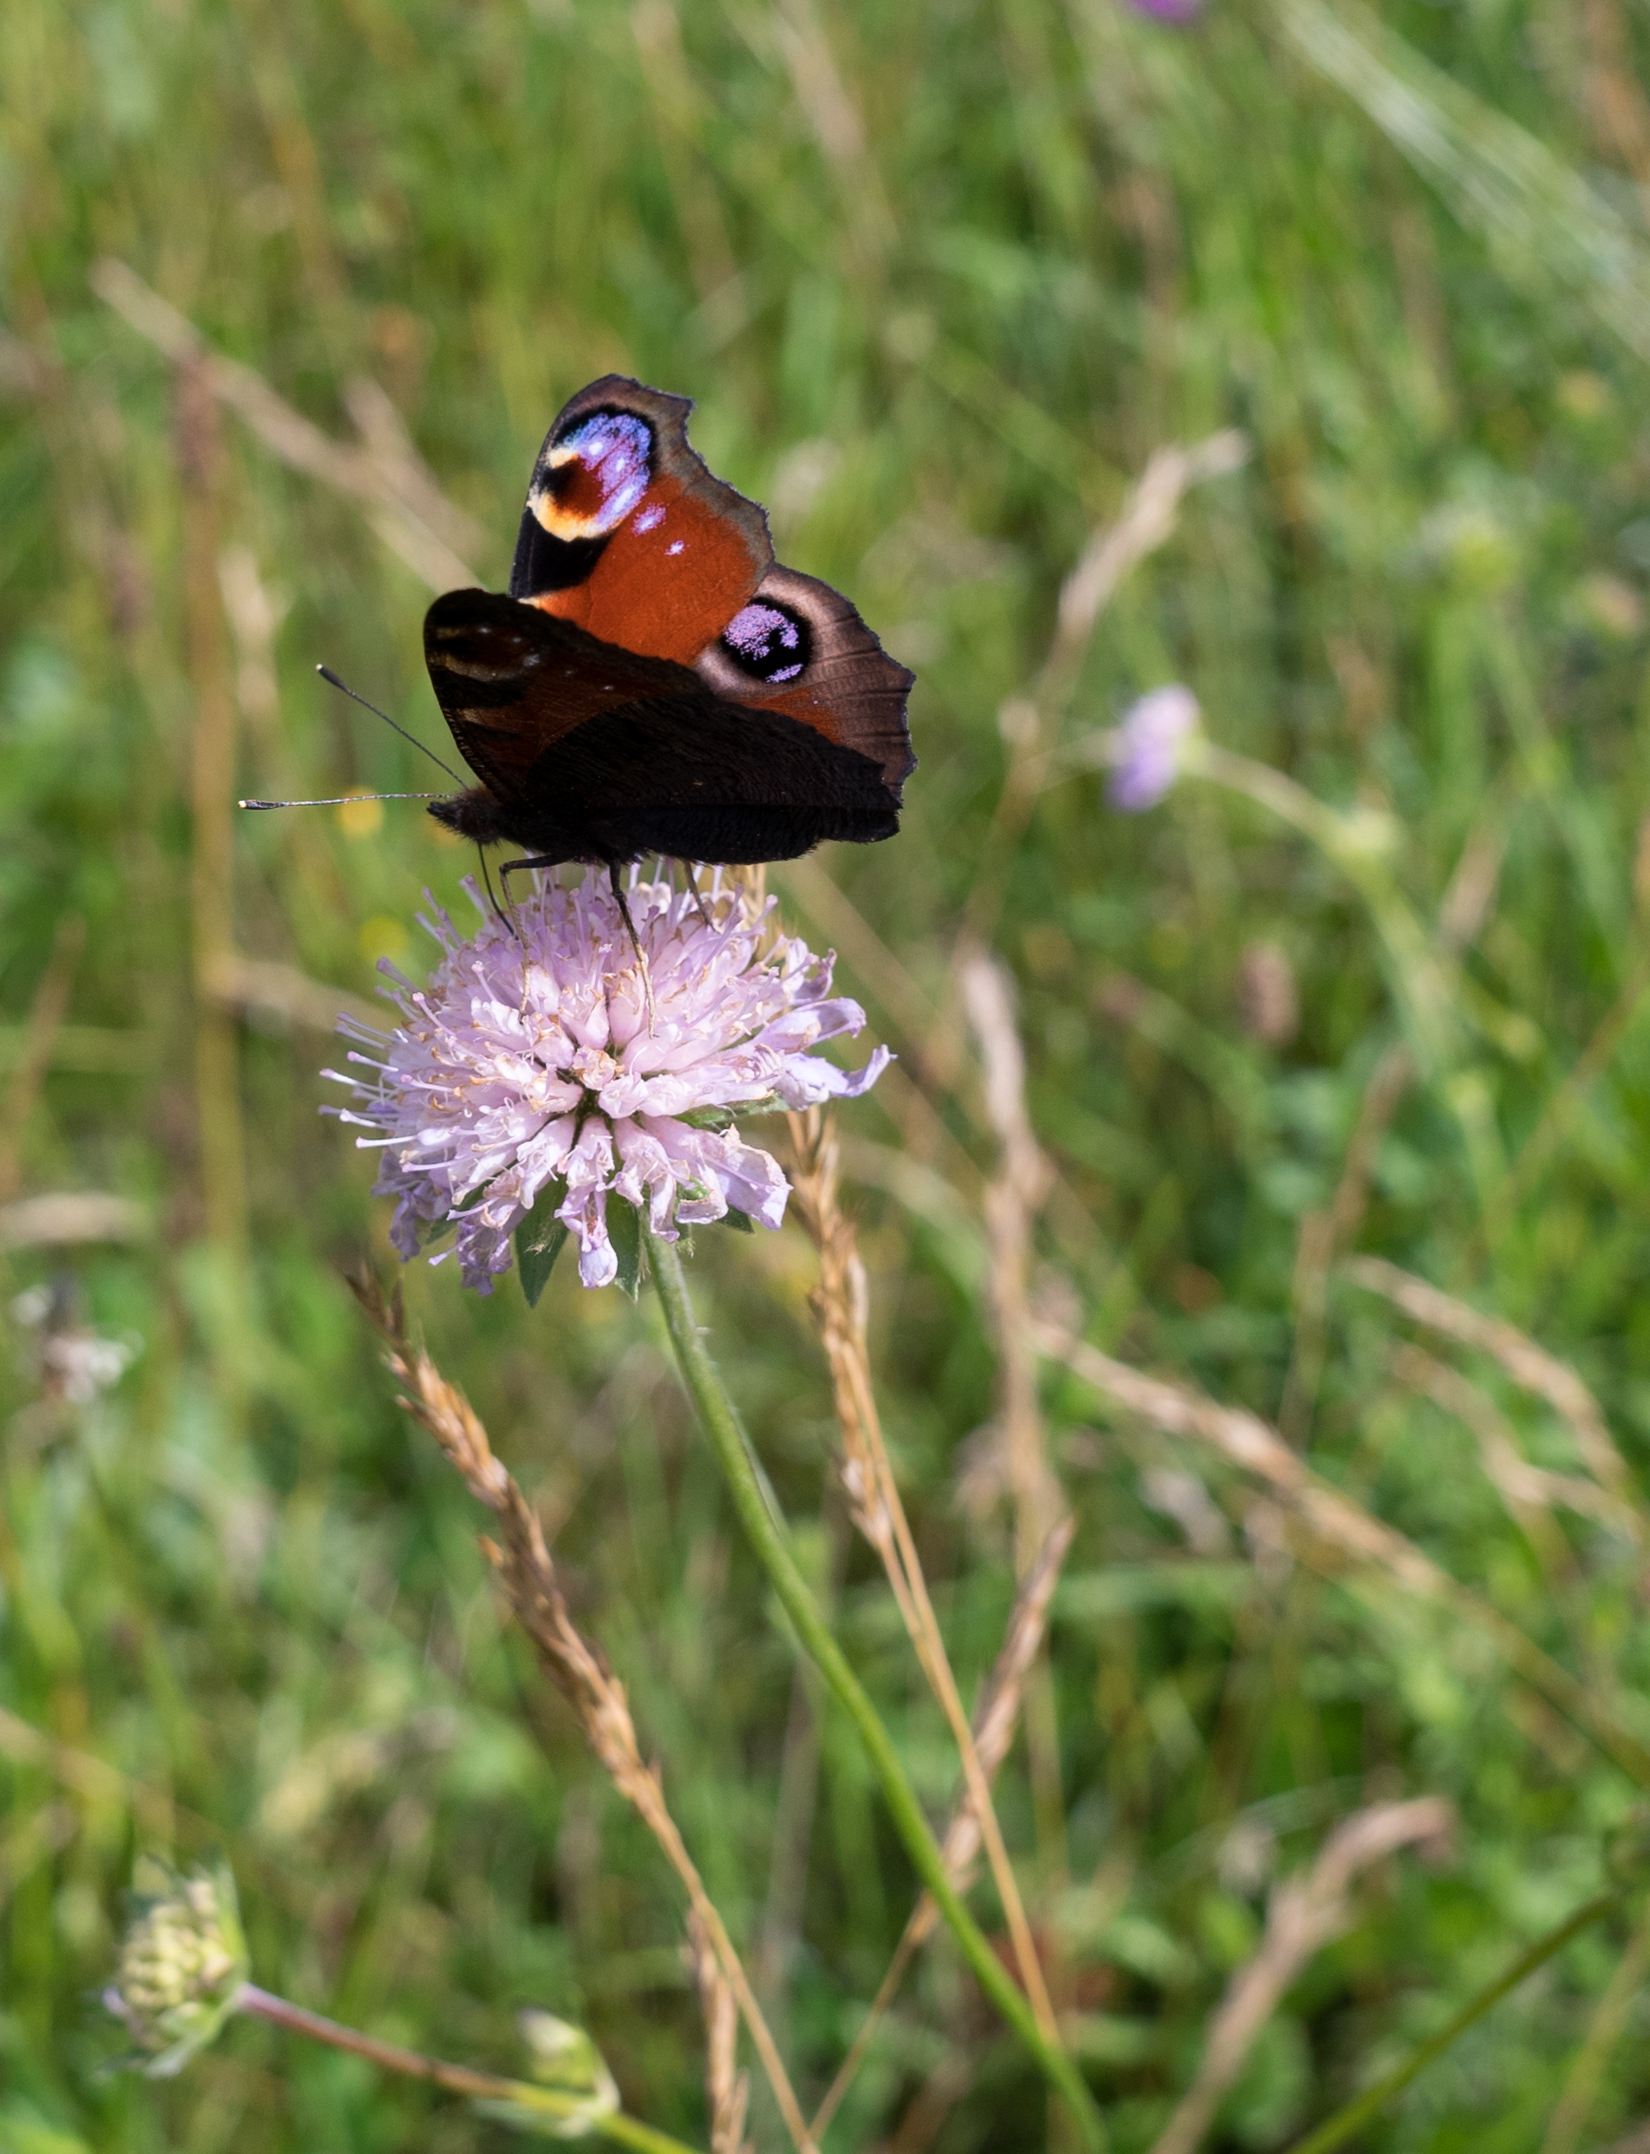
[
  {"xmin": 1284, "ymin": 1891, "xmax": 1616, "ymax": 2154},
  {"xmin": 645, "ymin": 1229, "xmax": 1106, "ymax": 2151}
]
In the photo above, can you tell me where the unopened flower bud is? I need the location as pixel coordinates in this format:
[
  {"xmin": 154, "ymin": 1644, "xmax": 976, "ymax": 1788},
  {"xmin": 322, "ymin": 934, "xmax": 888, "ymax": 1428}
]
[
  {"xmin": 104, "ymin": 1859, "xmax": 248, "ymax": 2077},
  {"xmin": 472, "ymin": 2010, "xmax": 620, "ymax": 2139}
]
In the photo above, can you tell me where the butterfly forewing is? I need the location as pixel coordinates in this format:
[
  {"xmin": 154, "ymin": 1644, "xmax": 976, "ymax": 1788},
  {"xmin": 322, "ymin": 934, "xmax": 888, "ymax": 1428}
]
[{"xmin": 510, "ymin": 376, "xmax": 774, "ymax": 665}]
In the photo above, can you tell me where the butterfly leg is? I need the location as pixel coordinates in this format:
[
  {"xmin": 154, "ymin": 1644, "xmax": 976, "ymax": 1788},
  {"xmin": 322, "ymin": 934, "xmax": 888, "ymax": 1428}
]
[
  {"xmin": 476, "ymin": 846, "xmax": 515, "ymax": 935},
  {"xmin": 607, "ymin": 860, "xmax": 657, "ymax": 1025},
  {"xmin": 497, "ymin": 855, "xmax": 573, "ymax": 944},
  {"xmin": 498, "ymin": 855, "xmax": 560, "ymax": 901},
  {"xmin": 684, "ymin": 863, "xmax": 715, "ymax": 930}
]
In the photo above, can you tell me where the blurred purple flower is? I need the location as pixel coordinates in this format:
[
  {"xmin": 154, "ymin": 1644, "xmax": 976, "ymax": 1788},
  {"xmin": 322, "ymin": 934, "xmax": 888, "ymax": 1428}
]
[
  {"xmin": 1126, "ymin": 0, "xmax": 1205, "ymax": 21},
  {"xmin": 1107, "ymin": 685, "xmax": 1201, "ymax": 812},
  {"xmin": 326, "ymin": 873, "xmax": 889, "ymax": 1293}
]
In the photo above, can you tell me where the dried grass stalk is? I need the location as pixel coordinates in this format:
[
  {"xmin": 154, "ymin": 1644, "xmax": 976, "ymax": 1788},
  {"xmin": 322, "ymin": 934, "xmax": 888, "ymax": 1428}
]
[
  {"xmin": 92, "ymin": 259, "xmax": 479, "ymax": 592},
  {"xmin": 1393, "ymin": 1343, "xmax": 1638, "ymax": 1553},
  {"xmin": 786, "ymin": 1108, "xmax": 1059, "ymax": 2040},
  {"xmin": 1147, "ymin": 1798, "xmax": 1456, "ymax": 2154},
  {"xmin": 1049, "ymin": 433, "xmax": 1248, "ymax": 690},
  {"xmin": 0, "ymin": 912, "xmax": 84, "ymax": 1207},
  {"xmin": 687, "ymin": 1911, "xmax": 753, "ymax": 2154},
  {"xmin": 1033, "ymin": 1317, "xmax": 1650, "ymax": 1789},
  {"xmin": 1344, "ymin": 1256, "xmax": 1634, "ymax": 1500},
  {"xmin": 959, "ymin": 951, "xmax": 1073, "ymax": 1905},
  {"xmin": 958, "ymin": 954, "xmax": 1064, "ymax": 1567},
  {"xmin": 958, "ymin": 429, "xmax": 1246, "ymax": 961},
  {"xmin": 349, "ymin": 1274, "xmax": 818, "ymax": 2154},
  {"xmin": 770, "ymin": 0, "xmax": 894, "ymax": 274},
  {"xmin": 808, "ymin": 1511, "xmax": 1076, "ymax": 2141}
]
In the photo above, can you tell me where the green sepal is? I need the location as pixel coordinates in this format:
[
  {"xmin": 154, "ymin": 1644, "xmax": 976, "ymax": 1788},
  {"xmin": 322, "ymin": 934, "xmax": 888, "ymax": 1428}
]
[
  {"xmin": 607, "ymin": 1197, "xmax": 644, "ymax": 1299},
  {"xmin": 471, "ymin": 2010, "xmax": 620, "ymax": 2139},
  {"xmin": 680, "ymin": 1098, "xmax": 785, "ymax": 1128},
  {"xmin": 515, "ymin": 1190, "xmax": 569, "ymax": 1308},
  {"xmin": 717, "ymin": 1207, "xmax": 756, "ymax": 1233}
]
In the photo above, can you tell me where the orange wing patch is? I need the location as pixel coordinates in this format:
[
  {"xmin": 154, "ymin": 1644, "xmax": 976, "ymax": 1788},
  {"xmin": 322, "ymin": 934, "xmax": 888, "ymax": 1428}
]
[
  {"xmin": 532, "ymin": 479, "xmax": 773, "ymax": 664},
  {"xmin": 513, "ymin": 375, "xmax": 772, "ymax": 666}
]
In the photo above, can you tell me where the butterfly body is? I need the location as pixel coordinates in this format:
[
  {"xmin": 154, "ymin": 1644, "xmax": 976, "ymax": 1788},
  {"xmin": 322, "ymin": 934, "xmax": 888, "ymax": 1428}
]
[{"xmin": 423, "ymin": 377, "xmax": 914, "ymax": 868}]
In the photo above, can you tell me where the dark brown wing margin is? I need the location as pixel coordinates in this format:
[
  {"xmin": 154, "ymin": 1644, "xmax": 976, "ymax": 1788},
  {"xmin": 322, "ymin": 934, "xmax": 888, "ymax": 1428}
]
[{"xmin": 694, "ymin": 563, "xmax": 916, "ymax": 798}]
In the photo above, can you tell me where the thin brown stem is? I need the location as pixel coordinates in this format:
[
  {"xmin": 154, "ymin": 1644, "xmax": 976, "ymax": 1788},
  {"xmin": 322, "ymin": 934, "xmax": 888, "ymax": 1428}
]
[
  {"xmin": 94, "ymin": 260, "xmax": 478, "ymax": 592},
  {"xmin": 787, "ymin": 1110, "xmax": 1060, "ymax": 2039},
  {"xmin": 957, "ymin": 431, "xmax": 1248, "ymax": 961},
  {"xmin": 239, "ymin": 1983, "xmax": 520, "ymax": 2102},
  {"xmin": 236, "ymin": 1985, "xmax": 698, "ymax": 2154},
  {"xmin": 1344, "ymin": 1257, "xmax": 1634, "ymax": 1501},
  {"xmin": 960, "ymin": 954, "xmax": 1070, "ymax": 1887},
  {"xmin": 808, "ymin": 1512, "xmax": 1075, "ymax": 2141},
  {"xmin": 687, "ymin": 1913, "xmax": 754, "ymax": 2154},
  {"xmin": 1146, "ymin": 1801, "xmax": 1454, "ymax": 2154}
]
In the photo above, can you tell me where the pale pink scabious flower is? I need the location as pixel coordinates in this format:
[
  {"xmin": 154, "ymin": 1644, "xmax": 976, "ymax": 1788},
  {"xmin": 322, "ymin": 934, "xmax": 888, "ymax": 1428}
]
[
  {"xmin": 325, "ymin": 874, "xmax": 890, "ymax": 1293},
  {"xmin": 1108, "ymin": 684, "xmax": 1201, "ymax": 812}
]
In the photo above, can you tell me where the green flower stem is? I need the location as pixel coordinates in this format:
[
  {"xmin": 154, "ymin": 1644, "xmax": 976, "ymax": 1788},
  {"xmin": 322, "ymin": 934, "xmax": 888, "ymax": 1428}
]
[
  {"xmin": 1185, "ymin": 740, "xmax": 1461, "ymax": 1079},
  {"xmin": 646, "ymin": 1230, "xmax": 1106, "ymax": 2153},
  {"xmin": 1284, "ymin": 1890, "xmax": 1617, "ymax": 2154},
  {"xmin": 236, "ymin": 1985, "xmax": 698, "ymax": 2154}
]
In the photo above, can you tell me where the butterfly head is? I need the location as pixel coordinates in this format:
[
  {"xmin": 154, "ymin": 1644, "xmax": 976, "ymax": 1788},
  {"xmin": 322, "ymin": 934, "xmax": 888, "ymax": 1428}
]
[{"xmin": 429, "ymin": 785, "xmax": 509, "ymax": 844}]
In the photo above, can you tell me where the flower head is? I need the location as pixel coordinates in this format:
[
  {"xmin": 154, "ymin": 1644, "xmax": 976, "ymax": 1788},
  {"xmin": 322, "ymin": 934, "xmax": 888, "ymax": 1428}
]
[
  {"xmin": 327, "ymin": 873, "xmax": 890, "ymax": 1293},
  {"xmin": 104, "ymin": 1858, "xmax": 248, "ymax": 2077},
  {"xmin": 1107, "ymin": 684, "xmax": 1201, "ymax": 812}
]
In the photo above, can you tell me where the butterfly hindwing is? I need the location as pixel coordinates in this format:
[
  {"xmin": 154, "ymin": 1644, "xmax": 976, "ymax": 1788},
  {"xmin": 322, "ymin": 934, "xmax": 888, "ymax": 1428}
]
[
  {"xmin": 424, "ymin": 587, "xmax": 898, "ymax": 865},
  {"xmin": 694, "ymin": 563, "xmax": 917, "ymax": 800}
]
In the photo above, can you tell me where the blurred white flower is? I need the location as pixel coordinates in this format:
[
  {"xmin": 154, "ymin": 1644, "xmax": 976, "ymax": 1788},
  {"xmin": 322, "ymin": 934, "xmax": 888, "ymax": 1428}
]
[
  {"xmin": 10, "ymin": 1281, "xmax": 138, "ymax": 1405},
  {"xmin": 327, "ymin": 873, "xmax": 890, "ymax": 1293},
  {"xmin": 1108, "ymin": 684, "xmax": 1201, "ymax": 812}
]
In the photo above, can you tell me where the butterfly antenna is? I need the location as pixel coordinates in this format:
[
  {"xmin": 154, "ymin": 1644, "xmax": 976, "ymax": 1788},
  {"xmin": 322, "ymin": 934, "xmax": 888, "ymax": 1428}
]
[
  {"xmin": 239, "ymin": 792, "xmax": 444, "ymax": 809},
  {"xmin": 316, "ymin": 665, "xmax": 466, "ymax": 787},
  {"xmin": 608, "ymin": 861, "xmax": 656, "ymax": 1025}
]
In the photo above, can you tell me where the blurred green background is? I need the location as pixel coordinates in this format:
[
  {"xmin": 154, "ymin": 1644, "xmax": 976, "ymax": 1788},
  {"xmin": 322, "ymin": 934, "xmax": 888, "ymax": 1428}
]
[{"xmin": 6, "ymin": 0, "xmax": 1650, "ymax": 2146}]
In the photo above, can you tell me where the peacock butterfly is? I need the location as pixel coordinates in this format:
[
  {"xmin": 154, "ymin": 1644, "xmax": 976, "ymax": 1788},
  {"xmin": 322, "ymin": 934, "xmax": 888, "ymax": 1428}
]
[{"xmin": 422, "ymin": 377, "xmax": 915, "ymax": 877}]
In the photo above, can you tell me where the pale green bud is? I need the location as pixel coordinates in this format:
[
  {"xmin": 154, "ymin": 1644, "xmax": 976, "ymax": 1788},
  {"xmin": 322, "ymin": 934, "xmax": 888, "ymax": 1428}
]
[
  {"xmin": 472, "ymin": 2010, "xmax": 620, "ymax": 2139},
  {"xmin": 104, "ymin": 1859, "xmax": 248, "ymax": 2078}
]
